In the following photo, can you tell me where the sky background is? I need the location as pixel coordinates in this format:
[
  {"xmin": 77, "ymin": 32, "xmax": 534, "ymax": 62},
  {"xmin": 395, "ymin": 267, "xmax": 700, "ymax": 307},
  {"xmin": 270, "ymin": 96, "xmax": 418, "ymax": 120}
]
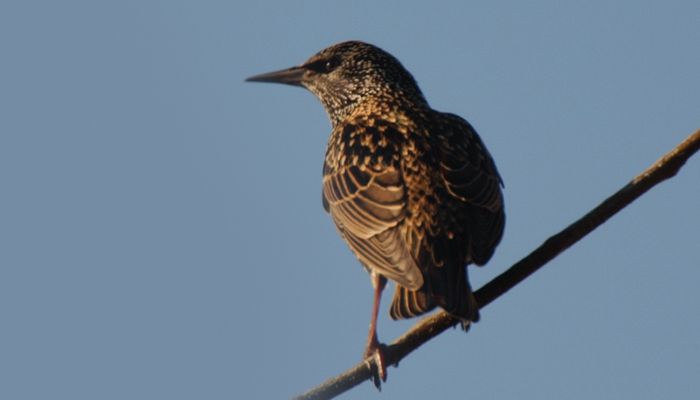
[{"xmin": 1, "ymin": 1, "xmax": 699, "ymax": 399}]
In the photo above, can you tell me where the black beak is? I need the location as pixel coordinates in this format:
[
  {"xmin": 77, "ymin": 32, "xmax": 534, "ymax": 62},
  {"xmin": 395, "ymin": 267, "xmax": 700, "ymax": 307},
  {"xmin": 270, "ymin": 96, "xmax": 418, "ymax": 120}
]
[{"xmin": 245, "ymin": 66, "xmax": 306, "ymax": 87}]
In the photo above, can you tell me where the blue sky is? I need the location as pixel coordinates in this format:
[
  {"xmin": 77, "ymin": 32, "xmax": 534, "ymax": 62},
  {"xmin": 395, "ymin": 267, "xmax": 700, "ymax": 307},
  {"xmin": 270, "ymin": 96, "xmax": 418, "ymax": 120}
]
[{"xmin": 1, "ymin": 1, "xmax": 699, "ymax": 399}]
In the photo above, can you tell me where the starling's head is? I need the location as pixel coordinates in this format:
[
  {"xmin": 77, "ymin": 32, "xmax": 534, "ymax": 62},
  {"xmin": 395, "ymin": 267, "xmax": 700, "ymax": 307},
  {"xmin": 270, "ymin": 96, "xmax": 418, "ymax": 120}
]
[{"xmin": 246, "ymin": 41, "xmax": 427, "ymax": 126}]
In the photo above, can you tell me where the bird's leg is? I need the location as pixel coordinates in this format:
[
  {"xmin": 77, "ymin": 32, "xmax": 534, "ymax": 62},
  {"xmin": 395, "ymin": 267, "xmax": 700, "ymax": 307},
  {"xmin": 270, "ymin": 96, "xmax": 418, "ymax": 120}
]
[{"xmin": 364, "ymin": 272, "xmax": 388, "ymax": 387}]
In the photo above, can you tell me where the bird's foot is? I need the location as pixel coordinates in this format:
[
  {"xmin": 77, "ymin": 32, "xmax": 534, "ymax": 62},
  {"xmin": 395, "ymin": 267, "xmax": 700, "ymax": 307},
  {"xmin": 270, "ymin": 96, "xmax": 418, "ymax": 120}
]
[
  {"xmin": 460, "ymin": 319, "xmax": 472, "ymax": 332},
  {"xmin": 363, "ymin": 341, "xmax": 388, "ymax": 389}
]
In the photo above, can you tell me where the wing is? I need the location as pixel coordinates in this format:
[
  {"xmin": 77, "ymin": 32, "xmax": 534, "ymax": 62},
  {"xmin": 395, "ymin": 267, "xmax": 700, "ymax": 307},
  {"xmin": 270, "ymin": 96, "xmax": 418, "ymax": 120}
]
[
  {"xmin": 322, "ymin": 148, "xmax": 423, "ymax": 290},
  {"xmin": 435, "ymin": 113, "xmax": 505, "ymax": 264}
]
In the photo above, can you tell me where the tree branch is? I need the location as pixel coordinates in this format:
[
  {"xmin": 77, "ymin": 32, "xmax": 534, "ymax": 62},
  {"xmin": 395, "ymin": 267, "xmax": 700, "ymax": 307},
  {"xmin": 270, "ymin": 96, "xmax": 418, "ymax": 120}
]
[{"xmin": 294, "ymin": 129, "xmax": 700, "ymax": 400}]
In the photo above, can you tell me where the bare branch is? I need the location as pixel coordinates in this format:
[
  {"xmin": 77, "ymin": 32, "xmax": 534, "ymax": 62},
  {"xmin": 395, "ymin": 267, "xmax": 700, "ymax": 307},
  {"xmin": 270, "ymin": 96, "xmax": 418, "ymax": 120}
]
[{"xmin": 294, "ymin": 129, "xmax": 700, "ymax": 400}]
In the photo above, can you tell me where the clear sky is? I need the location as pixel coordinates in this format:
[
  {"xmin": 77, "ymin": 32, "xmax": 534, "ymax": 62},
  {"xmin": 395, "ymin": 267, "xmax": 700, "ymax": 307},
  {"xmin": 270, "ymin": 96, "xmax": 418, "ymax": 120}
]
[{"xmin": 1, "ymin": 1, "xmax": 699, "ymax": 399}]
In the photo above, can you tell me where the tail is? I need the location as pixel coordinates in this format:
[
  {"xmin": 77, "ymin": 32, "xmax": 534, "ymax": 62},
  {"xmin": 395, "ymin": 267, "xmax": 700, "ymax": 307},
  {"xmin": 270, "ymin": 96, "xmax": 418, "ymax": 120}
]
[
  {"xmin": 389, "ymin": 285, "xmax": 435, "ymax": 320},
  {"xmin": 389, "ymin": 266, "xmax": 480, "ymax": 323}
]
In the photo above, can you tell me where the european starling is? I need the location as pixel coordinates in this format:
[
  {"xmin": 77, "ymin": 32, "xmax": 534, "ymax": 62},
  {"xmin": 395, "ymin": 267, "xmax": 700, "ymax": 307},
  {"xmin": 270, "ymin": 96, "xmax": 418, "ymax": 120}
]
[{"xmin": 247, "ymin": 41, "xmax": 504, "ymax": 385}]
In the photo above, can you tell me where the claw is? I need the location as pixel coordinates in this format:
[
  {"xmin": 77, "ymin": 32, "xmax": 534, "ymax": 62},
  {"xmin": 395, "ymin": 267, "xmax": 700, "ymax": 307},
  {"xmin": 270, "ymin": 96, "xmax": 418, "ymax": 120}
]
[
  {"xmin": 460, "ymin": 319, "xmax": 472, "ymax": 332},
  {"xmin": 364, "ymin": 342, "xmax": 387, "ymax": 389}
]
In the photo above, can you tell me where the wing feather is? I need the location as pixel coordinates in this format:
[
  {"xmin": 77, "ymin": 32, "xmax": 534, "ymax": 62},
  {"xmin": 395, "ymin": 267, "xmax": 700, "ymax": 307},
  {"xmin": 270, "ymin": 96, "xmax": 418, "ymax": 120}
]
[
  {"xmin": 435, "ymin": 113, "xmax": 505, "ymax": 264},
  {"xmin": 323, "ymin": 164, "xmax": 423, "ymax": 290}
]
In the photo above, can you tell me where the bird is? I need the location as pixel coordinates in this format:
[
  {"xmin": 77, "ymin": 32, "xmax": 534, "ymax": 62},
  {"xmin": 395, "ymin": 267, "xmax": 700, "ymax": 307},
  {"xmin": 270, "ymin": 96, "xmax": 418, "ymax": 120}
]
[{"xmin": 246, "ymin": 41, "xmax": 505, "ymax": 386}]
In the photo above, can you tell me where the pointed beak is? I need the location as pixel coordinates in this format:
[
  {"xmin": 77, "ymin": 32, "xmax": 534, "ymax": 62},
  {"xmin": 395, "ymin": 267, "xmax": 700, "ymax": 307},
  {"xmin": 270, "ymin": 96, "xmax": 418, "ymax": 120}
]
[{"xmin": 245, "ymin": 66, "xmax": 306, "ymax": 87}]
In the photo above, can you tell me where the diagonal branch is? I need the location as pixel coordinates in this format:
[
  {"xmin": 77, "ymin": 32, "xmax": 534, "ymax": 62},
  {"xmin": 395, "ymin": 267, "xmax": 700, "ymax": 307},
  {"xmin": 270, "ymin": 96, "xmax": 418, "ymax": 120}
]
[{"xmin": 294, "ymin": 129, "xmax": 700, "ymax": 400}]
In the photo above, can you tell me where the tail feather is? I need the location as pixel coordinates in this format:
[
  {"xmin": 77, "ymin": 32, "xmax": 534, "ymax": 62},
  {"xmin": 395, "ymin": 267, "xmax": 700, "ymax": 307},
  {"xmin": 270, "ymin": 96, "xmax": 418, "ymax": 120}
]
[
  {"xmin": 389, "ymin": 266, "xmax": 480, "ymax": 322},
  {"xmin": 436, "ymin": 265, "xmax": 480, "ymax": 322},
  {"xmin": 389, "ymin": 285, "xmax": 435, "ymax": 320}
]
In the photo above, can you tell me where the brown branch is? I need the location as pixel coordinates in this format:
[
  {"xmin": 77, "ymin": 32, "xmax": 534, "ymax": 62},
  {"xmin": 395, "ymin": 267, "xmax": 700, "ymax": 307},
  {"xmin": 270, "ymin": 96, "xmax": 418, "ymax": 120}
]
[{"xmin": 293, "ymin": 129, "xmax": 700, "ymax": 400}]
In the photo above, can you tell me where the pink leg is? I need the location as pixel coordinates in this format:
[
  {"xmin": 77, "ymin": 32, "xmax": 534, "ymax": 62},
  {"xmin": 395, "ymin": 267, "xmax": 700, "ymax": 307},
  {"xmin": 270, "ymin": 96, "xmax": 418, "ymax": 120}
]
[{"xmin": 364, "ymin": 272, "xmax": 387, "ymax": 387}]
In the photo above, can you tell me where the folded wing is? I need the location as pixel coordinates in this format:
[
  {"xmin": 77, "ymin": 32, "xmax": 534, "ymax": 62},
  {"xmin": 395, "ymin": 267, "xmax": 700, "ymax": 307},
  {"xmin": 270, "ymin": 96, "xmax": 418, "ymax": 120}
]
[{"xmin": 323, "ymin": 163, "xmax": 423, "ymax": 290}]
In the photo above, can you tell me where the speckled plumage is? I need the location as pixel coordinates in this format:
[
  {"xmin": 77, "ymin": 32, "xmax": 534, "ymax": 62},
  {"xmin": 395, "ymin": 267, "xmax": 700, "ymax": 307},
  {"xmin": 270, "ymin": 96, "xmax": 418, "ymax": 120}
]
[
  {"xmin": 301, "ymin": 41, "xmax": 505, "ymax": 321},
  {"xmin": 321, "ymin": 98, "xmax": 504, "ymax": 322},
  {"xmin": 247, "ymin": 41, "xmax": 504, "ymax": 381}
]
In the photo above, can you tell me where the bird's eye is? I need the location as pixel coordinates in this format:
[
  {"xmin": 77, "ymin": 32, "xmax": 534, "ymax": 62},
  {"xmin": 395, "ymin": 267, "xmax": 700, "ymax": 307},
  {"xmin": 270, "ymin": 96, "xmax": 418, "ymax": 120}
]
[
  {"xmin": 324, "ymin": 58, "xmax": 339, "ymax": 72},
  {"xmin": 307, "ymin": 57, "xmax": 340, "ymax": 74}
]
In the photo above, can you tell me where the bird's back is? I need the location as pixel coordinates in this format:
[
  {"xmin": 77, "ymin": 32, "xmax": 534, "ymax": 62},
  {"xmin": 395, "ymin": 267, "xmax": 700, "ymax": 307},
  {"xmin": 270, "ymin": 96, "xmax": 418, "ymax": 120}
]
[{"xmin": 322, "ymin": 103, "xmax": 504, "ymax": 322}]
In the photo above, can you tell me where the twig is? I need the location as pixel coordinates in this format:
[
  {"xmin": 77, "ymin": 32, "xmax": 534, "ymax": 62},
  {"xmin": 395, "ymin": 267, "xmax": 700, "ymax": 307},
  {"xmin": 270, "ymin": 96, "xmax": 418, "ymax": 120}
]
[{"xmin": 293, "ymin": 129, "xmax": 700, "ymax": 400}]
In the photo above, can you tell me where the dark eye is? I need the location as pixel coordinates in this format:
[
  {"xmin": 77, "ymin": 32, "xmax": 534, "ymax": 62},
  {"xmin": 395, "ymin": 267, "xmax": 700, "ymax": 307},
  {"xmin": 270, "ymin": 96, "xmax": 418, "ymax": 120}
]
[
  {"xmin": 307, "ymin": 57, "xmax": 340, "ymax": 74},
  {"xmin": 324, "ymin": 58, "xmax": 340, "ymax": 72}
]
